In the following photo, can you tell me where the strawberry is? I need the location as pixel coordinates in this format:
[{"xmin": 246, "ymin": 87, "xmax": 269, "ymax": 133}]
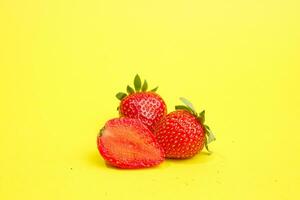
[
  {"xmin": 116, "ymin": 75, "xmax": 167, "ymax": 131},
  {"xmin": 97, "ymin": 117, "xmax": 165, "ymax": 169},
  {"xmin": 154, "ymin": 98, "xmax": 216, "ymax": 159}
]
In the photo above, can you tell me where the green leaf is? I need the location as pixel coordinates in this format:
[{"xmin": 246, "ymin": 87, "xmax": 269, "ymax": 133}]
[
  {"xmin": 204, "ymin": 125, "xmax": 210, "ymax": 130},
  {"xmin": 127, "ymin": 85, "xmax": 134, "ymax": 94},
  {"xmin": 205, "ymin": 125, "xmax": 216, "ymax": 144},
  {"xmin": 115, "ymin": 92, "xmax": 127, "ymax": 100},
  {"xmin": 175, "ymin": 105, "xmax": 195, "ymax": 114},
  {"xmin": 141, "ymin": 80, "xmax": 148, "ymax": 91},
  {"xmin": 150, "ymin": 86, "xmax": 158, "ymax": 92},
  {"xmin": 99, "ymin": 127, "xmax": 105, "ymax": 137},
  {"xmin": 134, "ymin": 74, "xmax": 142, "ymax": 91},
  {"xmin": 175, "ymin": 105, "xmax": 188, "ymax": 110},
  {"xmin": 179, "ymin": 97, "xmax": 196, "ymax": 112},
  {"xmin": 199, "ymin": 110, "xmax": 205, "ymax": 124},
  {"xmin": 204, "ymin": 136, "xmax": 211, "ymax": 153},
  {"xmin": 208, "ymin": 133, "xmax": 216, "ymax": 143}
]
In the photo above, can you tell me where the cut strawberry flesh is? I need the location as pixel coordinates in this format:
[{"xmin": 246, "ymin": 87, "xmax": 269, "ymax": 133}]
[{"xmin": 98, "ymin": 118, "xmax": 164, "ymax": 168}]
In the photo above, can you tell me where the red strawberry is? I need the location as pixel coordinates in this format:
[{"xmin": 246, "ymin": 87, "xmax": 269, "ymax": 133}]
[
  {"xmin": 116, "ymin": 75, "xmax": 167, "ymax": 131},
  {"xmin": 154, "ymin": 98, "xmax": 216, "ymax": 159},
  {"xmin": 97, "ymin": 117, "xmax": 165, "ymax": 169}
]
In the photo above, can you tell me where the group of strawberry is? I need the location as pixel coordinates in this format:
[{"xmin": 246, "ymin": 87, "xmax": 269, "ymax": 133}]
[{"xmin": 97, "ymin": 75, "xmax": 216, "ymax": 169}]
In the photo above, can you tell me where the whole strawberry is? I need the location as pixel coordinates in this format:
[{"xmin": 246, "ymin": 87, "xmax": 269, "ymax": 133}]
[
  {"xmin": 116, "ymin": 75, "xmax": 167, "ymax": 131},
  {"xmin": 97, "ymin": 118, "xmax": 165, "ymax": 169},
  {"xmin": 154, "ymin": 98, "xmax": 216, "ymax": 158}
]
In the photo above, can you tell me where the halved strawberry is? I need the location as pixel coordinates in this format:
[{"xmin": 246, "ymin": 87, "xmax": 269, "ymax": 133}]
[{"xmin": 97, "ymin": 118, "xmax": 165, "ymax": 169}]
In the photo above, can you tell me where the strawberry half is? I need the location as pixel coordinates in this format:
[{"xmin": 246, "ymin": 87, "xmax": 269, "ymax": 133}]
[
  {"xmin": 116, "ymin": 75, "xmax": 167, "ymax": 131},
  {"xmin": 154, "ymin": 98, "xmax": 216, "ymax": 159},
  {"xmin": 97, "ymin": 118, "xmax": 165, "ymax": 169}
]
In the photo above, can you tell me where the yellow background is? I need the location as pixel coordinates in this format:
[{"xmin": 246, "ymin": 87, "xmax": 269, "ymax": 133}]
[{"xmin": 1, "ymin": 0, "xmax": 300, "ymax": 199}]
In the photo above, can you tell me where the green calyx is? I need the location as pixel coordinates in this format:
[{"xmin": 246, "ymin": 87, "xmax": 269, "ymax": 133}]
[
  {"xmin": 175, "ymin": 97, "xmax": 216, "ymax": 153},
  {"xmin": 99, "ymin": 127, "xmax": 105, "ymax": 137},
  {"xmin": 115, "ymin": 74, "xmax": 159, "ymax": 101}
]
